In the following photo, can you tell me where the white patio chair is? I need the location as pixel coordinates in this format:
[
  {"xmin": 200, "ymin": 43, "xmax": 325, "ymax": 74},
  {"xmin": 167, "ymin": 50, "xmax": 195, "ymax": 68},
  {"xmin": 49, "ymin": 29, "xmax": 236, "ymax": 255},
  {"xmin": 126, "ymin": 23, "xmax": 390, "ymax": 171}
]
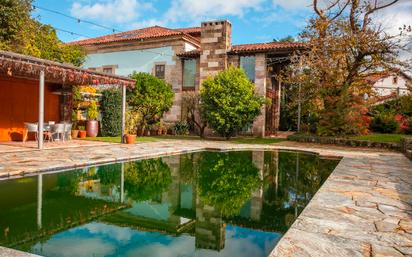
[
  {"xmin": 23, "ymin": 123, "xmax": 38, "ymax": 143},
  {"xmin": 50, "ymin": 123, "xmax": 65, "ymax": 142},
  {"xmin": 64, "ymin": 123, "xmax": 72, "ymax": 141}
]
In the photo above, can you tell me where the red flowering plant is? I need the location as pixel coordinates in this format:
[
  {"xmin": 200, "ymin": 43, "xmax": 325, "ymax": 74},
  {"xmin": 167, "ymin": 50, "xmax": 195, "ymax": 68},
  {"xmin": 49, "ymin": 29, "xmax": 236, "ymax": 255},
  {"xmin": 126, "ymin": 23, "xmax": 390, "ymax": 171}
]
[{"xmin": 394, "ymin": 114, "xmax": 408, "ymax": 130}]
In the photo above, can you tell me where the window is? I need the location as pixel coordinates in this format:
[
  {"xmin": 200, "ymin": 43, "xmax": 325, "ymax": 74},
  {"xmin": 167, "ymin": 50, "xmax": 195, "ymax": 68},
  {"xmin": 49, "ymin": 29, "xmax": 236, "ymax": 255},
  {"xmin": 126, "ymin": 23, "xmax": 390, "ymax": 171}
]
[
  {"xmin": 103, "ymin": 67, "xmax": 113, "ymax": 74},
  {"xmin": 240, "ymin": 56, "xmax": 256, "ymax": 82},
  {"xmin": 183, "ymin": 59, "xmax": 196, "ymax": 88},
  {"xmin": 393, "ymin": 76, "xmax": 398, "ymax": 84},
  {"xmin": 155, "ymin": 64, "xmax": 165, "ymax": 79}
]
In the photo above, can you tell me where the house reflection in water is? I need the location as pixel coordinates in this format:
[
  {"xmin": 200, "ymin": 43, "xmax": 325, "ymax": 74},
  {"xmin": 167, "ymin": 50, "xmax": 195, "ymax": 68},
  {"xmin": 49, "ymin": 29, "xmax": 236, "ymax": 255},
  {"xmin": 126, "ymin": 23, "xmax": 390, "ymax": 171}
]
[{"xmin": 0, "ymin": 150, "xmax": 339, "ymax": 257}]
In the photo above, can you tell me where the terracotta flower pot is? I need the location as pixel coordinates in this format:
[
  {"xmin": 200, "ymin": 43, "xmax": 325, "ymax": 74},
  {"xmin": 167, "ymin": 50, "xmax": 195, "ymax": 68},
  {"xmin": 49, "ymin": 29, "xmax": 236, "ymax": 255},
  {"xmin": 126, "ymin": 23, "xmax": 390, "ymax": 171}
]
[
  {"xmin": 86, "ymin": 120, "xmax": 99, "ymax": 137},
  {"xmin": 71, "ymin": 130, "xmax": 79, "ymax": 139},
  {"xmin": 79, "ymin": 130, "xmax": 87, "ymax": 138},
  {"xmin": 125, "ymin": 134, "xmax": 136, "ymax": 144}
]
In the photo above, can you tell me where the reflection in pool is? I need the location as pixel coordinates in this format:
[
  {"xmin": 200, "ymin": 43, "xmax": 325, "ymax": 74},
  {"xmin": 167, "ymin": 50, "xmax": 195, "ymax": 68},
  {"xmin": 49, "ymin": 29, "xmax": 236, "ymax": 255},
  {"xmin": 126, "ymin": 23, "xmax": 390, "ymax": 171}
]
[{"xmin": 0, "ymin": 150, "xmax": 339, "ymax": 257}]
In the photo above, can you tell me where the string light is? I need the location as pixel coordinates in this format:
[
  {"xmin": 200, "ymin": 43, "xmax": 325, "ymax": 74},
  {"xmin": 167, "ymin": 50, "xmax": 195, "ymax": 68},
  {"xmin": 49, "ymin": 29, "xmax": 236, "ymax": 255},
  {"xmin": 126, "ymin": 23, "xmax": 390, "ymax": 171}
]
[
  {"xmin": 33, "ymin": 5, "xmax": 122, "ymax": 33},
  {"xmin": 33, "ymin": 5, "xmax": 176, "ymax": 57}
]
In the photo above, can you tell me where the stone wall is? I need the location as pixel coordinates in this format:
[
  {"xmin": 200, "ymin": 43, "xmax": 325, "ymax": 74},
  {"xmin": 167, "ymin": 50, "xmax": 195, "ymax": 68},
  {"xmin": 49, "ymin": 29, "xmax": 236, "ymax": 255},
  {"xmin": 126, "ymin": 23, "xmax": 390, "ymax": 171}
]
[
  {"xmin": 288, "ymin": 134, "xmax": 401, "ymax": 150},
  {"xmin": 82, "ymin": 38, "xmax": 193, "ymax": 124},
  {"xmin": 400, "ymin": 138, "xmax": 412, "ymax": 160},
  {"xmin": 199, "ymin": 20, "xmax": 232, "ymax": 86},
  {"xmin": 252, "ymin": 53, "xmax": 267, "ymax": 137}
]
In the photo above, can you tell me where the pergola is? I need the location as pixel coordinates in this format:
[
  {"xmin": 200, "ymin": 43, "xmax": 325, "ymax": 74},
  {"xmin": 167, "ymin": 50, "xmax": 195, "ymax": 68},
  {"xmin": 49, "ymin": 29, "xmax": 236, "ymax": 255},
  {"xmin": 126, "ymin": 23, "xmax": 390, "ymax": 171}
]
[{"xmin": 0, "ymin": 50, "xmax": 135, "ymax": 149}]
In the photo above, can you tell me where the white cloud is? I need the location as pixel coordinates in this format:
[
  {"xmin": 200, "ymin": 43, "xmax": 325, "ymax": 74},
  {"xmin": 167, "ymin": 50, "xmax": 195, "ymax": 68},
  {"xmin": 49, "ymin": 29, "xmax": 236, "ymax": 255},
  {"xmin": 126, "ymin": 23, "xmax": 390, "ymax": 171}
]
[
  {"xmin": 374, "ymin": 0, "xmax": 412, "ymax": 36},
  {"xmin": 70, "ymin": 0, "xmax": 153, "ymax": 23},
  {"xmin": 129, "ymin": 19, "xmax": 167, "ymax": 29},
  {"xmin": 164, "ymin": 0, "xmax": 265, "ymax": 23},
  {"xmin": 272, "ymin": 0, "xmax": 312, "ymax": 10}
]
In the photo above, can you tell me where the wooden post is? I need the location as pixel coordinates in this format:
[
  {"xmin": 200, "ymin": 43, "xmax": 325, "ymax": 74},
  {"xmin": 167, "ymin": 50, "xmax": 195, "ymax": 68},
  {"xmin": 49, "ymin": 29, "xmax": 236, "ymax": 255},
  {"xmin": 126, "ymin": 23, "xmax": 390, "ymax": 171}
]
[
  {"xmin": 121, "ymin": 84, "xmax": 126, "ymax": 143},
  {"xmin": 38, "ymin": 70, "xmax": 45, "ymax": 150}
]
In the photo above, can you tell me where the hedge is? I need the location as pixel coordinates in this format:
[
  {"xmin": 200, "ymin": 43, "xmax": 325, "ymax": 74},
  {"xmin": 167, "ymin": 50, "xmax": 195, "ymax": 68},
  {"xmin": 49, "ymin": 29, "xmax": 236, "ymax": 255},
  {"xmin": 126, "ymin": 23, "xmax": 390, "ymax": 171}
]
[{"xmin": 100, "ymin": 88, "xmax": 122, "ymax": 137}]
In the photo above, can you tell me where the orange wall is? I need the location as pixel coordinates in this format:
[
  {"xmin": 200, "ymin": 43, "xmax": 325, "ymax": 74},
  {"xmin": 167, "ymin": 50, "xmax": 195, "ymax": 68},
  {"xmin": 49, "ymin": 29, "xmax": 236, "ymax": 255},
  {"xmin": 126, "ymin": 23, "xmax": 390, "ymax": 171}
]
[{"xmin": 0, "ymin": 76, "xmax": 61, "ymax": 141}]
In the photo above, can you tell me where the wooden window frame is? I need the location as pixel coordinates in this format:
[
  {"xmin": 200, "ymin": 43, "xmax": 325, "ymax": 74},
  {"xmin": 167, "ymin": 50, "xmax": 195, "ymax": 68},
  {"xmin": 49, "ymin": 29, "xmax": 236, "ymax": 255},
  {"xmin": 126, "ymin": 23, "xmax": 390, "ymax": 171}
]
[{"xmin": 155, "ymin": 64, "xmax": 166, "ymax": 79}]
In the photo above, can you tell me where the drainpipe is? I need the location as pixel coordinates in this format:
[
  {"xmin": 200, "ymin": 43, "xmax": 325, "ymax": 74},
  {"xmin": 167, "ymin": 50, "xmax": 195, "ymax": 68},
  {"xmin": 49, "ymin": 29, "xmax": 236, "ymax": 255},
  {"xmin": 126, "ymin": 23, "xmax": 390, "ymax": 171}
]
[
  {"xmin": 121, "ymin": 84, "xmax": 126, "ymax": 143},
  {"xmin": 38, "ymin": 70, "xmax": 45, "ymax": 150}
]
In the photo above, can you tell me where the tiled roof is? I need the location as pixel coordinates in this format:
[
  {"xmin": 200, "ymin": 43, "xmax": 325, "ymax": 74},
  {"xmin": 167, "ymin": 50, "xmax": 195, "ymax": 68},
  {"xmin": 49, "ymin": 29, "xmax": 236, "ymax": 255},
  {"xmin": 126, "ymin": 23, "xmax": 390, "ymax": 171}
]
[
  {"xmin": 229, "ymin": 42, "xmax": 306, "ymax": 54},
  {"xmin": 177, "ymin": 42, "xmax": 305, "ymax": 57},
  {"xmin": 177, "ymin": 49, "xmax": 201, "ymax": 58},
  {"xmin": 68, "ymin": 26, "xmax": 200, "ymax": 46},
  {"xmin": 364, "ymin": 70, "xmax": 411, "ymax": 84},
  {"xmin": 175, "ymin": 27, "xmax": 201, "ymax": 35}
]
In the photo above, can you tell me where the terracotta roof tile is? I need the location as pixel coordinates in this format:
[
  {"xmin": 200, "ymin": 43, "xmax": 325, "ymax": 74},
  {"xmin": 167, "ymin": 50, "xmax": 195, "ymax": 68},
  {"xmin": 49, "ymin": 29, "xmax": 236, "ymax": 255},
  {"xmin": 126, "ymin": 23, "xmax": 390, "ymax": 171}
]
[
  {"xmin": 177, "ymin": 49, "xmax": 201, "ymax": 58},
  {"xmin": 230, "ymin": 42, "xmax": 306, "ymax": 54},
  {"xmin": 175, "ymin": 27, "xmax": 201, "ymax": 35},
  {"xmin": 68, "ymin": 26, "xmax": 199, "ymax": 46},
  {"xmin": 177, "ymin": 42, "xmax": 305, "ymax": 57}
]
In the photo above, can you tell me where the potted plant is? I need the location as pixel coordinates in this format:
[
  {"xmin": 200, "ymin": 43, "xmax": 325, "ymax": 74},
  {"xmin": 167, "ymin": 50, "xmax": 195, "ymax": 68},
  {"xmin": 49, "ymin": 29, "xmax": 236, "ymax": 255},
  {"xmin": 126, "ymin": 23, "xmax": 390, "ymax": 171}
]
[
  {"xmin": 124, "ymin": 110, "xmax": 139, "ymax": 144},
  {"xmin": 86, "ymin": 101, "xmax": 99, "ymax": 137},
  {"xmin": 71, "ymin": 110, "xmax": 79, "ymax": 139},
  {"xmin": 78, "ymin": 126, "xmax": 87, "ymax": 138}
]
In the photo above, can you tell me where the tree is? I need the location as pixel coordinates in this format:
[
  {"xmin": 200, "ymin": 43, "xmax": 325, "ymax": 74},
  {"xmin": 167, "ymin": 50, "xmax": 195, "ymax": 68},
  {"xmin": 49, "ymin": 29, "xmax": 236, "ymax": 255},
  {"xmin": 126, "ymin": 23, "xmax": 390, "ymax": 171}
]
[
  {"xmin": 281, "ymin": 0, "xmax": 410, "ymax": 136},
  {"xmin": 200, "ymin": 67, "xmax": 266, "ymax": 139},
  {"xmin": 182, "ymin": 91, "xmax": 207, "ymax": 138},
  {"xmin": 127, "ymin": 72, "xmax": 174, "ymax": 135},
  {"xmin": 0, "ymin": 0, "xmax": 85, "ymax": 66},
  {"xmin": 100, "ymin": 88, "xmax": 122, "ymax": 137},
  {"xmin": 273, "ymin": 35, "xmax": 296, "ymax": 42}
]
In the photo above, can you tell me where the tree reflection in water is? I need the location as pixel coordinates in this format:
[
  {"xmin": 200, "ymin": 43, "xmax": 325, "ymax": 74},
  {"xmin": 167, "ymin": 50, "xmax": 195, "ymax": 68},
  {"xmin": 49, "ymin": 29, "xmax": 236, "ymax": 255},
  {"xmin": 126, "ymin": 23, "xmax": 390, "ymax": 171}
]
[
  {"xmin": 196, "ymin": 151, "xmax": 262, "ymax": 217},
  {"xmin": 124, "ymin": 158, "xmax": 172, "ymax": 201}
]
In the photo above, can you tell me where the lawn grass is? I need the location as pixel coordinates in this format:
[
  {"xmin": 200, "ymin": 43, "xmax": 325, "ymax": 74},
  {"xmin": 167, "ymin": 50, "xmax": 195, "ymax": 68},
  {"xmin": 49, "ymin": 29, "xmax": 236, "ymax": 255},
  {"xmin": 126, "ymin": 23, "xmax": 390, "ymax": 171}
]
[
  {"xmin": 82, "ymin": 135, "xmax": 285, "ymax": 144},
  {"xmin": 350, "ymin": 133, "xmax": 412, "ymax": 143}
]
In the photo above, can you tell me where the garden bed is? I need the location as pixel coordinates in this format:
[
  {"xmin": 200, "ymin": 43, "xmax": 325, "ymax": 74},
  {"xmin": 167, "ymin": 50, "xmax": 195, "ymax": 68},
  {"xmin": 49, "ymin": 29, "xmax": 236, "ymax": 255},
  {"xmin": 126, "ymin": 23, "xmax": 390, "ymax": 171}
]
[{"xmin": 287, "ymin": 134, "xmax": 401, "ymax": 150}]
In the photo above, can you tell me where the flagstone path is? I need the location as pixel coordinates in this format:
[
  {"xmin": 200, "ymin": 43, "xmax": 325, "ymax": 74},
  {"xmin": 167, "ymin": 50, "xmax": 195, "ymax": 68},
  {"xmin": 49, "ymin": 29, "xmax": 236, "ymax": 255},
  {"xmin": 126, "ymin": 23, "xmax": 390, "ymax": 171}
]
[{"xmin": 0, "ymin": 139, "xmax": 410, "ymax": 257}]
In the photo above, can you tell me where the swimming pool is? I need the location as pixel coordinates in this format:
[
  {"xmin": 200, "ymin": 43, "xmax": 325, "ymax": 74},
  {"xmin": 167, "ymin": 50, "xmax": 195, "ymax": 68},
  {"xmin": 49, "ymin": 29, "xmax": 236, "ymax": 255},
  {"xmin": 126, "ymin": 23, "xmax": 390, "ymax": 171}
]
[{"xmin": 0, "ymin": 150, "xmax": 339, "ymax": 257}]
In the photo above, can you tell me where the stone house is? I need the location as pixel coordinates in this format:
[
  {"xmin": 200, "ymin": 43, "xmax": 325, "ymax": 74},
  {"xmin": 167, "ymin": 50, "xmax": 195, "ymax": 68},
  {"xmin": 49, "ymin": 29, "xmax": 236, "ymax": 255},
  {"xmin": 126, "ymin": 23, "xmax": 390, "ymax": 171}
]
[{"xmin": 70, "ymin": 20, "xmax": 304, "ymax": 136}]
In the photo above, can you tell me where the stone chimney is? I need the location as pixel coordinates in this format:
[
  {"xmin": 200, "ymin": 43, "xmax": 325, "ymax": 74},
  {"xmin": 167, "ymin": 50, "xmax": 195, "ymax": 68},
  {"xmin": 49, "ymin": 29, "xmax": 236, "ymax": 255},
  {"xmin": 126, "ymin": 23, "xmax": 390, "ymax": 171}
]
[{"xmin": 199, "ymin": 20, "xmax": 232, "ymax": 85}]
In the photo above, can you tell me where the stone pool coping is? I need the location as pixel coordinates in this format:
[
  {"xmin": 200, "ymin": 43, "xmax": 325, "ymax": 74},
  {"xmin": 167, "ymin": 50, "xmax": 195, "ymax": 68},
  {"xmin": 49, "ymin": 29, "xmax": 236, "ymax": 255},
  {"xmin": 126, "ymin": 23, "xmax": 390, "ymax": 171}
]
[{"xmin": 0, "ymin": 140, "xmax": 411, "ymax": 256}]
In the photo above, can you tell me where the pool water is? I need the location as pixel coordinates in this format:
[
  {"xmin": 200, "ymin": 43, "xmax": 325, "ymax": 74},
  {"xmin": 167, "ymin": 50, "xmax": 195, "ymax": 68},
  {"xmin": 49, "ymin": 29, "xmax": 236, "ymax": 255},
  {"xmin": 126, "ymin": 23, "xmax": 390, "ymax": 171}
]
[{"xmin": 0, "ymin": 150, "xmax": 339, "ymax": 257}]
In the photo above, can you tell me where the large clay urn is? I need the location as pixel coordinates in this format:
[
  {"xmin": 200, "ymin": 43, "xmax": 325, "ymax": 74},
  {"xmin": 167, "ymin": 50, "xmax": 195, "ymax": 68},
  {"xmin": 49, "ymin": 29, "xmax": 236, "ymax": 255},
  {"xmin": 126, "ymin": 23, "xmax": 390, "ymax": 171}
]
[{"xmin": 86, "ymin": 120, "xmax": 99, "ymax": 137}]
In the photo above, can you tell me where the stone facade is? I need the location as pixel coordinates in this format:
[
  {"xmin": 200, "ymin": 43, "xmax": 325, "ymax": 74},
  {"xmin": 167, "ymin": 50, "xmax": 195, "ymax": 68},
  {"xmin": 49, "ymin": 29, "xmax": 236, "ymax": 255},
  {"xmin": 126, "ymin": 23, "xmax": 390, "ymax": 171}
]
[
  {"xmin": 252, "ymin": 53, "xmax": 267, "ymax": 137},
  {"xmin": 199, "ymin": 21, "xmax": 232, "ymax": 86}
]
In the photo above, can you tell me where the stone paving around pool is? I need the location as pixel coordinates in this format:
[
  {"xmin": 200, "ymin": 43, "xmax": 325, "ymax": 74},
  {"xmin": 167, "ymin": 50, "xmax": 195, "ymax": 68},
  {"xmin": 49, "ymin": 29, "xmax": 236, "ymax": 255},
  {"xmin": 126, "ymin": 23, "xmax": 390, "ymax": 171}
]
[{"xmin": 0, "ymin": 139, "xmax": 411, "ymax": 257}]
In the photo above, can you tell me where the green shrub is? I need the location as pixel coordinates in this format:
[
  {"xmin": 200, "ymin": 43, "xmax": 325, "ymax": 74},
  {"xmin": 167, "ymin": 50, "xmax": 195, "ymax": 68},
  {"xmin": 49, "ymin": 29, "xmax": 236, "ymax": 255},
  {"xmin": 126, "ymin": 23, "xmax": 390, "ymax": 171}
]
[
  {"xmin": 127, "ymin": 72, "xmax": 174, "ymax": 136},
  {"xmin": 370, "ymin": 113, "xmax": 398, "ymax": 133},
  {"xmin": 404, "ymin": 117, "xmax": 412, "ymax": 134},
  {"xmin": 369, "ymin": 95, "xmax": 412, "ymax": 116},
  {"xmin": 200, "ymin": 67, "xmax": 266, "ymax": 139},
  {"xmin": 174, "ymin": 121, "xmax": 190, "ymax": 135},
  {"xmin": 100, "ymin": 88, "xmax": 122, "ymax": 136}
]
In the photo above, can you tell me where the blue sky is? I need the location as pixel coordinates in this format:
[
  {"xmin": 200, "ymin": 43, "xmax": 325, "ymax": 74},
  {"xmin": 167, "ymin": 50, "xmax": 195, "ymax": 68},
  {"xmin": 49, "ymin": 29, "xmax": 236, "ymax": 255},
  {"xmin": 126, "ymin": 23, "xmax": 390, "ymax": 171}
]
[
  {"xmin": 32, "ymin": 0, "xmax": 411, "ymax": 45},
  {"xmin": 32, "ymin": 0, "xmax": 314, "ymax": 44}
]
